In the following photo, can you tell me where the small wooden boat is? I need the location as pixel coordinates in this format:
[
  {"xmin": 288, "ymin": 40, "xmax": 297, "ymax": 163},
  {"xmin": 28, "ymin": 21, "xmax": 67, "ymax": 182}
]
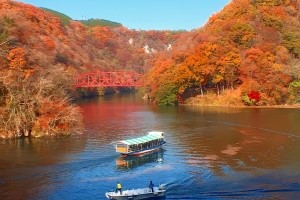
[
  {"xmin": 105, "ymin": 184, "xmax": 166, "ymax": 200},
  {"xmin": 112, "ymin": 131, "xmax": 166, "ymax": 156}
]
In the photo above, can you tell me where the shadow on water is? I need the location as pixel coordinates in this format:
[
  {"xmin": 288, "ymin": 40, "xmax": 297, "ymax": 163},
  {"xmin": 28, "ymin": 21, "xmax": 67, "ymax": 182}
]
[
  {"xmin": 115, "ymin": 150, "xmax": 165, "ymax": 171},
  {"xmin": 0, "ymin": 136, "xmax": 87, "ymax": 200}
]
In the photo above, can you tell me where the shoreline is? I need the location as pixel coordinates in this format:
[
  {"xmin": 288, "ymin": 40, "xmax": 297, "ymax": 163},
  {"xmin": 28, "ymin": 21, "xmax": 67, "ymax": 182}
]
[{"xmin": 182, "ymin": 103, "xmax": 300, "ymax": 109}]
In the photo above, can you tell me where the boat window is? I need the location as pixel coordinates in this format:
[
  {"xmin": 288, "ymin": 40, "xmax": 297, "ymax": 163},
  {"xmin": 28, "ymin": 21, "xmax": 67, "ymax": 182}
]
[{"xmin": 117, "ymin": 144, "xmax": 127, "ymax": 148}]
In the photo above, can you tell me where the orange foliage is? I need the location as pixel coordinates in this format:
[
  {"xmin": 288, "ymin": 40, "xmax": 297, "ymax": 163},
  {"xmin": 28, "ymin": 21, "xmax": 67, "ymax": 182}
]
[
  {"xmin": 6, "ymin": 47, "xmax": 27, "ymax": 69},
  {"xmin": 0, "ymin": 0, "xmax": 298, "ymax": 111},
  {"xmin": 245, "ymin": 48, "xmax": 263, "ymax": 61},
  {"xmin": 92, "ymin": 26, "xmax": 114, "ymax": 45},
  {"xmin": 36, "ymin": 100, "xmax": 69, "ymax": 133},
  {"xmin": 41, "ymin": 36, "xmax": 55, "ymax": 50},
  {"xmin": 145, "ymin": 0, "xmax": 299, "ymax": 105}
]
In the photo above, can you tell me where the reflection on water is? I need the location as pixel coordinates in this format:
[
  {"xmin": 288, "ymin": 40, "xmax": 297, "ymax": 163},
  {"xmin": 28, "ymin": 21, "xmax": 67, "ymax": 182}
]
[
  {"xmin": 0, "ymin": 136, "xmax": 86, "ymax": 200},
  {"xmin": 179, "ymin": 125, "xmax": 300, "ymax": 173},
  {"xmin": 1, "ymin": 94, "xmax": 300, "ymax": 200},
  {"xmin": 116, "ymin": 150, "xmax": 164, "ymax": 170},
  {"xmin": 170, "ymin": 107, "xmax": 300, "ymax": 174}
]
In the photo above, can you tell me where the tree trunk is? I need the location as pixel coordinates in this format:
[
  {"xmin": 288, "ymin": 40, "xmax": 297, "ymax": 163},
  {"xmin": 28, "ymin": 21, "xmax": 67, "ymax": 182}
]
[
  {"xmin": 24, "ymin": 129, "xmax": 30, "ymax": 137},
  {"xmin": 16, "ymin": 126, "xmax": 23, "ymax": 137},
  {"xmin": 222, "ymin": 81, "xmax": 225, "ymax": 92},
  {"xmin": 200, "ymin": 83, "xmax": 203, "ymax": 98}
]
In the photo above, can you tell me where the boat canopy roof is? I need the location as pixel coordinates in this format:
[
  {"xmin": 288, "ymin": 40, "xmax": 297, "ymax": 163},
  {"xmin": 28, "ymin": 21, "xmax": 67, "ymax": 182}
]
[{"xmin": 119, "ymin": 132, "xmax": 164, "ymax": 146}]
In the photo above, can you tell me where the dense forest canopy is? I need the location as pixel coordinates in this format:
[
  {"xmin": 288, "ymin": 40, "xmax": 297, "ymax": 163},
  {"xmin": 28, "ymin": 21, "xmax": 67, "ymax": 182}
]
[
  {"xmin": 0, "ymin": 0, "xmax": 300, "ymax": 138},
  {"xmin": 145, "ymin": 0, "xmax": 300, "ymax": 106}
]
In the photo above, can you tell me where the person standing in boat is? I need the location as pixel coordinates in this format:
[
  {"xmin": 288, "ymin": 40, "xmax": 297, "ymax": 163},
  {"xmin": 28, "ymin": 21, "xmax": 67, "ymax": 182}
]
[
  {"xmin": 149, "ymin": 181, "xmax": 154, "ymax": 192},
  {"xmin": 116, "ymin": 182, "xmax": 122, "ymax": 194}
]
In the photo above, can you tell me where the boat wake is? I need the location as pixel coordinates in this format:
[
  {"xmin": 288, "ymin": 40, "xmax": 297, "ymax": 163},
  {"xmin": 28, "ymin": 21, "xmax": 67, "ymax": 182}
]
[{"xmin": 84, "ymin": 164, "xmax": 173, "ymax": 183}]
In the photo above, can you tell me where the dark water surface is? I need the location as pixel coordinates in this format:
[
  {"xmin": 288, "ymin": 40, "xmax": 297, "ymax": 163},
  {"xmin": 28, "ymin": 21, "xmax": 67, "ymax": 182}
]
[{"xmin": 1, "ymin": 94, "xmax": 300, "ymax": 200}]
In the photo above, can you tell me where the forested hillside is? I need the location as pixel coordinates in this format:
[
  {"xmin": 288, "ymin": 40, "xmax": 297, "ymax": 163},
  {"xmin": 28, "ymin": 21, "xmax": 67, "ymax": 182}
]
[
  {"xmin": 0, "ymin": 0, "xmax": 181, "ymax": 138},
  {"xmin": 145, "ymin": 0, "xmax": 300, "ymax": 106},
  {"xmin": 1, "ymin": 0, "xmax": 299, "ymax": 138},
  {"xmin": 42, "ymin": 8, "xmax": 123, "ymax": 27},
  {"xmin": 41, "ymin": 7, "xmax": 72, "ymax": 25}
]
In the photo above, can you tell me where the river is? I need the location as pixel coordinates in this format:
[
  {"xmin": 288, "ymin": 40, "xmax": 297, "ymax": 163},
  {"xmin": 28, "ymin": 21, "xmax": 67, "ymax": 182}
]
[{"xmin": 1, "ymin": 94, "xmax": 300, "ymax": 200}]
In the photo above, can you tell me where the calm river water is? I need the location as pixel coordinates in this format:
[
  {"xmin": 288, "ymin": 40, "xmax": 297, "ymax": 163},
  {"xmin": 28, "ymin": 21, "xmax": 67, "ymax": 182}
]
[{"xmin": 1, "ymin": 94, "xmax": 300, "ymax": 200}]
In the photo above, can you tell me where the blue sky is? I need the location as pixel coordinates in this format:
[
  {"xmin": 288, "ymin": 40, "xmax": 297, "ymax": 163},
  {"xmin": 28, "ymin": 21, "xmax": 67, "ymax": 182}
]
[{"xmin": 17, "ymin": 0, "xmax": 230, "ymax": 30}]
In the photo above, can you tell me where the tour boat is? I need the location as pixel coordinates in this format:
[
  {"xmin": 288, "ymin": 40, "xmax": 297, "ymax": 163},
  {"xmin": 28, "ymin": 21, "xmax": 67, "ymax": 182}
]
[
  {"xmin": 112, "ymin": 131, "xmax": 166, "ymax": 156},
  {"xmin": 105, "ymin": 184, "xmax": 166, "ymax": 200}
]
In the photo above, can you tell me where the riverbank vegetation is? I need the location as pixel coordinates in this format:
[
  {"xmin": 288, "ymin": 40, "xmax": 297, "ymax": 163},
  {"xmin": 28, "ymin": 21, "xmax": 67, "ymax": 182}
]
[{"xmin": 0, "ymin": 53, "xmax": 83, "ymax": 138}]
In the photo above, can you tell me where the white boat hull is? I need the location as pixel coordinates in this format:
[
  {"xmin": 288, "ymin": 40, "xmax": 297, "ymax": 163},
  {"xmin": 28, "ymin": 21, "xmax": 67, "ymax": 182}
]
[{"xmin": 105, "ymin": 186, "xmax": 166, "ymax": 200}]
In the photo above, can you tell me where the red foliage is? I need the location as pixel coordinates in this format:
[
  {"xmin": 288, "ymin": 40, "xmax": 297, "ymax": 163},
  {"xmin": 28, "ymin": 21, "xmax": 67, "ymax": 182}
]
[
  {"xmin": 176, "ymin": 94, "xmax": 185, "ymax": 104},
  {"xmin": 247, "ymin": 90, "xmax": 260, "ymax": 102}
]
